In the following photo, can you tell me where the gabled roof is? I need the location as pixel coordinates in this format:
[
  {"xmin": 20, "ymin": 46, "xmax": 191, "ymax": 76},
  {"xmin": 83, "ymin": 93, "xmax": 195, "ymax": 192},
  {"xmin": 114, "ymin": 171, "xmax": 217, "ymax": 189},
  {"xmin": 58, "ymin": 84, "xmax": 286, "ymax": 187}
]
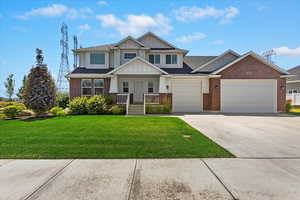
[
  {"xmin": 114, "ymin": 36, "xmax": 145, "ymax": 47},
  {"xmin": 161, "ymin": 62, "xmax": 194, "ymax": 74},
  {"xmin": 70, "ymin": 67, "xmax": 114, "ymax": 74},
  {"xmin": 137, "ymin": 32, "xmax": 177, "ymax": 49},
  {"xmin": 212, "ymin": 51, "xmax": 289, "ymax": 75},
  {"xmin": 287, "ymin": 65, "xmax": 300, "ymax": 81},
  {"xmin": 107, "ymin": 57, "xmax": 168, "ymax": 75},
  {"xmin": 73, "ymin": 43, "xmax": 115, "ymax": 52},
  {"xmin": 191, "ymin": 50, "xmax": 240, "ymax": 73},
  {"xmin": 183, "ymin": 56, "xmax": 217, "ymax": 70}
]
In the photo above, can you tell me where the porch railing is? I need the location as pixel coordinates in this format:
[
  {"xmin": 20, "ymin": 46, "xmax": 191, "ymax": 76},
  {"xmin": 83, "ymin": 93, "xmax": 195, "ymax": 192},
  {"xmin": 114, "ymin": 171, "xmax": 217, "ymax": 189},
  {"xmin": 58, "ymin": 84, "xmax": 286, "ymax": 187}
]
[
  {"xmin": 287, "ymin": 93, "xmax": 300, "ymax": 105},
  {"xmin": 143, "ymin": 93, "xmax": 160, "ymax": 114},
  {"xmin": 117, "ymin": 93, "xmax": 130, "ymax": 115}
]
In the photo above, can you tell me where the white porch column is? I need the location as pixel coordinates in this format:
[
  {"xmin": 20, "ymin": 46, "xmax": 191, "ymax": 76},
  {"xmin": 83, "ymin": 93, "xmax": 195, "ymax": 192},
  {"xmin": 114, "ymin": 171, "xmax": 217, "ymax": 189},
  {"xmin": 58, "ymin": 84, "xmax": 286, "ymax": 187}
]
[
  {"xmin": 109, "ymin": 75, "xmax": 118, "ymax": 93},
  {"xmin": 159, "ymin": 76, "xmax": 169, "ymax": 93}
]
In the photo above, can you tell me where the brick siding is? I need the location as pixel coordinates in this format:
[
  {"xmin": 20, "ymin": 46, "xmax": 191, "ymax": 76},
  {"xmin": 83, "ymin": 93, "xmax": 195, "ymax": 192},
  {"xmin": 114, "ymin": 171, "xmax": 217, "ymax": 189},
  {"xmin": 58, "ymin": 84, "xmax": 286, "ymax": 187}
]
[{"xmin": 205, "ymin": 55, "xmax": 286, "ymax": 112}]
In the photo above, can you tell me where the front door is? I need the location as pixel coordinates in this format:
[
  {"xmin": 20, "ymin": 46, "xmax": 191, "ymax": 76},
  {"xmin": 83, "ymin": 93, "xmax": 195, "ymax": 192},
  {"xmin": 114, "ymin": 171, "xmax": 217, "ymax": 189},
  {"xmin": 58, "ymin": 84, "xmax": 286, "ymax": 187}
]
[{"xmin": 134, "ymin": 80, "xmax": 144, "ymax": 103}]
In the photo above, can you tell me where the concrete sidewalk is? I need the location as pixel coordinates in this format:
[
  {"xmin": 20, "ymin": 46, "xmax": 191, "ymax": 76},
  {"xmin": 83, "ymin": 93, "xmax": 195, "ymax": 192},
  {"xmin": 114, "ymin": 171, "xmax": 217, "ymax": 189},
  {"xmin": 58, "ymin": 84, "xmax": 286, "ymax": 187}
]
[{"xmin": 1, "ymin": 159, "xmax": 300, "ymax": 200}]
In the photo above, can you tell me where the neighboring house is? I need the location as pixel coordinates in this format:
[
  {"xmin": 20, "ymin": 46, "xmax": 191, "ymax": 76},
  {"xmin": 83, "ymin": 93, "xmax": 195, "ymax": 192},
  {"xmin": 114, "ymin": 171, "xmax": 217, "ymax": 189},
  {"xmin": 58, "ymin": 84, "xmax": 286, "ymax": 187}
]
[
  {"xmin": 287, "ymin": 65, "xmax": 300, "ymax": 94},
  {"xmin": 286, "ymin": 65, "xmax": 300, "ymax": 105},
  {"xmin": 67, "ymin": 32, "xmax": 290, "ymax": 114}
]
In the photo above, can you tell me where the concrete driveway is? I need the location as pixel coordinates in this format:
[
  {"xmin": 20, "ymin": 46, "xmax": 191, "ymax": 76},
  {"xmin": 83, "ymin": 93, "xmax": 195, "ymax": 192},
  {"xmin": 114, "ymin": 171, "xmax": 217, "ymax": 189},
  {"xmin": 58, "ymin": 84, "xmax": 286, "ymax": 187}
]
[
  {"xmin": 1, "ymin": 159, "xmax": 300, "ymax": 200},
  {"xmin": 180, "ymin": 114, "xmax": 300, "ymax": 158}
]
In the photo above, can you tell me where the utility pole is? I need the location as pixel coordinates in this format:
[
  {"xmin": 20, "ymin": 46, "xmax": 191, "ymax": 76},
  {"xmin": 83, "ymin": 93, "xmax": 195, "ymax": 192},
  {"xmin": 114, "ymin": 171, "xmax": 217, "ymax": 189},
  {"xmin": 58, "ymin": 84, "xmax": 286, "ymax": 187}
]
[{"xmin": 57, "ymin": 23, "xmax": 70, "ymax": 93}]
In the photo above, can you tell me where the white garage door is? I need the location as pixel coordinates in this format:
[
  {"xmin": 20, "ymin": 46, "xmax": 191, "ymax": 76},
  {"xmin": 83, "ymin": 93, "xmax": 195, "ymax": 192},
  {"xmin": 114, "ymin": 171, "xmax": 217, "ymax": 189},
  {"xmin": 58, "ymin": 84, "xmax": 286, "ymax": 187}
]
[
  {"xmin": 172, "ymin": 80, "xmax": 202, "ymax": 112},
  {"xmin": 221, "ymin": 79, "xmax": 277, "ymax": 113}
]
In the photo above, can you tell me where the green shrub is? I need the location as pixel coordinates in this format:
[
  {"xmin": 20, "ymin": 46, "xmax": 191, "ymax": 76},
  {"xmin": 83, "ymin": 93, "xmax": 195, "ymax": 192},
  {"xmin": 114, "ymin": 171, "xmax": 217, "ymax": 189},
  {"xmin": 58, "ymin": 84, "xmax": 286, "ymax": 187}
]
[
  {"xmin": 87, "ymin": 95, "xmax": 108, "ymax": 115},
  {"xmin": 103, "ymin": 95, "xmax": 113, "ymax": 105},
  {"xmin": 56, "ymin": 110, "xmax": 68, "ymax": 116},
  {"xmin": 286, "ymin": 99, "xmax": 292, "ymax": 112},
  {"xmin": 56, "ymin": 93, "xmax": 69, "ymax": 108},
  {"xmin": 50, "ymin": 107, "xmax": 64, "ymax": 115},
  {"xmin": 110, "ymin": 105, "xmax": 125, "ymax": 115},
  {"xmin": 146, "ymin": 104, "xmax": 172, "ymax": 114},
  {"xmin": 0, "ymin": 113, "xmax": 5, "ymax": 120},
  {"xmin": 69, "ymin": 96, "xmax": 88, "ymax": 115},
  {"xmin": 163, "ymin": 104, "xmax": 171, "ymax": 113},
  {"xmin": 0, "ymin": 102, "xmax": 26, "ymax": 109},
  {"xmin": 3, "ymin": 105, "xmax": 23, "ymax": 118}
]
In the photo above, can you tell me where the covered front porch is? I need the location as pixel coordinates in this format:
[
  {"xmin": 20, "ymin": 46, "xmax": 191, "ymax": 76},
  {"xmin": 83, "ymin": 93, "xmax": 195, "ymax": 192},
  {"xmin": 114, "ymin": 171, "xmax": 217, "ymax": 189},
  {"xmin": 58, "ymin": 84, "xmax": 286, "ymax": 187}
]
[{"xmin": 107, "ymin": 57, "xmax": 171, "ymax": 114}]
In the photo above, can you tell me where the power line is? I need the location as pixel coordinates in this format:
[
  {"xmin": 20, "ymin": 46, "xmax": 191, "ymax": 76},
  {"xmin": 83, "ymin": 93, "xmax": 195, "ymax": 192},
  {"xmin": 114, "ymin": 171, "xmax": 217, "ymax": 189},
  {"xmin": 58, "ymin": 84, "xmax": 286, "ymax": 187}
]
[
  {"xmin": 57, "ymin": 23, "xmax": 70, "ymax": 93},
  {"xmin": 262, "ymin": 49, "xmax": 276, "ymax": 64},
  {"xmin": 73, "ymin": 35, "xmax": 78, "ymax": 69}
]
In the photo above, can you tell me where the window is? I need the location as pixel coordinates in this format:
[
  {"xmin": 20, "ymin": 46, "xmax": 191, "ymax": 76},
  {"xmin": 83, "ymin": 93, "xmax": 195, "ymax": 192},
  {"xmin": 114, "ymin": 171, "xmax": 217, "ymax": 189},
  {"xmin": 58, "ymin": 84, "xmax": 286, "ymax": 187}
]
[
  {"xmin": 124, "ymin": 53, "xmax": 136, "ymax": 59},
  {"xmin": 123, "ymin": 81, "xmax": 129, "ymax": 93},
  {"xmin": 81, "ymin": 79, "xmax": 92, "ymax": 96},
  {"xmin": 94, "ymin": 79, "xmax": 104, "ymax": 95},
  {"xmin": 149, "ymin": 54, "xmax": 160, "ymax": 64},
  {"xmin": 166, "ymin": 55, "xmax": 177, "ymax": 64},
  {"xmin": 148, "ymin": 81, "xmax": 154, "ymax": 93},
  {"xmin": 90, "ymin": 53, "xmax": 105, "ymax": 65}
]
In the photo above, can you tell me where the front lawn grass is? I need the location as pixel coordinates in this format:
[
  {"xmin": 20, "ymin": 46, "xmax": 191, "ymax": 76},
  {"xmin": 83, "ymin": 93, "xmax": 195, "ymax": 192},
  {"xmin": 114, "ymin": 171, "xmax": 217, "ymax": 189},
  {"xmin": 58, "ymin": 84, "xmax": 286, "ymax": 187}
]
[{"xmin": 0, "ymin": 116, "xmax": 234, "ymax": 158}]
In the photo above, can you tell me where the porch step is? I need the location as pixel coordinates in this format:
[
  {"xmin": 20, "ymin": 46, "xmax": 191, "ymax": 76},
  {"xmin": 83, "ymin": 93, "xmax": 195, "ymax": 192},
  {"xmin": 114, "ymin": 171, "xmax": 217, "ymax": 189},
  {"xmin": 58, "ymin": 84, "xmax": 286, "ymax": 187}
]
[{"xmin": 127, "ymin": 104, "xmax": 144, "ymax": 115}]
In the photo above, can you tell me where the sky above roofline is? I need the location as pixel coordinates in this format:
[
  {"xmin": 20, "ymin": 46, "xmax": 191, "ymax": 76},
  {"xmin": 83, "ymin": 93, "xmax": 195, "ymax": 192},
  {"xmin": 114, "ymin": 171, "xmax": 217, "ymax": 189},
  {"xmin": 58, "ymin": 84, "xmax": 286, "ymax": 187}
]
[{"xmin": 0, "ymin": 0, "xmax": 299, "ymax": 97}]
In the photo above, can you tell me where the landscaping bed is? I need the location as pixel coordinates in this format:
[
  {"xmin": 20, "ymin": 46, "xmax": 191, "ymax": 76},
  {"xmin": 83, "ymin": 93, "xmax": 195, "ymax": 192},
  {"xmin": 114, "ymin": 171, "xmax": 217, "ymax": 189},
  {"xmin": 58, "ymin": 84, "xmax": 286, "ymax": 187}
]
[{"xmin": 0, "ymin": 115, "xmax": 234, "ymax": 158}]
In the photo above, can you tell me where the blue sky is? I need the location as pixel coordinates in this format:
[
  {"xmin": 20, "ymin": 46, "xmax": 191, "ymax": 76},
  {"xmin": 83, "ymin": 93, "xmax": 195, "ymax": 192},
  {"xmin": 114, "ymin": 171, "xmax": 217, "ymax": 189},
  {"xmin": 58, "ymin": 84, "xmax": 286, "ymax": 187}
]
[{"xmin": 0, "ymin": 0, "xmax": 300, "ymax": 97}]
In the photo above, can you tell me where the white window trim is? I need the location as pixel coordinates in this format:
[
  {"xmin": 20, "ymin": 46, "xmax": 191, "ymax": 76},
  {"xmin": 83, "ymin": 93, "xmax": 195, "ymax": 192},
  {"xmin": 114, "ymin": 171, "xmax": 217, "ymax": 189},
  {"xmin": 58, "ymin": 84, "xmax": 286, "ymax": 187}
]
[
  {"xmin": 86, "ymin": 52, "xmax": 108, "ymax": 69},
  {"xmin": 94, "ymin": 79, "xmax": 104, "ymax": 95},
  {"xmin": 124, "ymin": 53, "xmax": 137, "ymax": 60},
  {"xmin": 81, "ymin": 79, "xmax": 92, "ymax": 96},
  {"xmin": 148, "ymin": 81, "xmax": 154, "ymax": 93},
  {"xmin": 166, "ymin": 54, "xmax": 177, "ymax": 65},
  {"xmin": 149, "ymin": 54, "xmax": 160, "ymax": 64},
  {"xmin": 122, "ymin": 81, "xmax": 129, "ymax": 93}
]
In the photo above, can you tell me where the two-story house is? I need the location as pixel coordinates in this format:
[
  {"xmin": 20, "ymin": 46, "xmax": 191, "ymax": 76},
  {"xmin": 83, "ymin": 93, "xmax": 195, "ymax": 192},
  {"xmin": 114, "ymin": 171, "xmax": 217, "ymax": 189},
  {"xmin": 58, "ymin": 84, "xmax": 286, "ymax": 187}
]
[{"xmin": 67, "ymin": 32, "xmax": 290, "ymax": 114}]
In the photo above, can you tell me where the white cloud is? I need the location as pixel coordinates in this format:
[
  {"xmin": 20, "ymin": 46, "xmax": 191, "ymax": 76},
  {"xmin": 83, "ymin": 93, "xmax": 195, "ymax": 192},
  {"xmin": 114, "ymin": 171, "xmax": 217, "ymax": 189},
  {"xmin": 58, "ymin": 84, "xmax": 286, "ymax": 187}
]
[
  {"xmin": 78, "ymin": 24, "xmax": 91, "ymax": 34},
  {"xmin": 273, "ymin": 46, "xmax": 300, "ymax": 57},
  {"xmin": 98, "ymin": 1, "xmax": 108, "ymax": 6},
  {"xmin": 96, "ymin": 14, "xmax": 172, "ymax": 36},
  {"xmin": 212, "ymin": 40, "xmax": 224, "ymax": 45},
  {"xmin": 17, "ymin": 4, "xmax": 93, "ymax": 20},
  {"xmin": 173, "ymin": 6, "xmax": 239, "ymax": 24},
  {"xmin": 175, "ymin": 32, "xmax": 206, "ymax": 43},
  {"xmin": 67, "ymin": 7, "xmax": 93, "ymax": 19}
]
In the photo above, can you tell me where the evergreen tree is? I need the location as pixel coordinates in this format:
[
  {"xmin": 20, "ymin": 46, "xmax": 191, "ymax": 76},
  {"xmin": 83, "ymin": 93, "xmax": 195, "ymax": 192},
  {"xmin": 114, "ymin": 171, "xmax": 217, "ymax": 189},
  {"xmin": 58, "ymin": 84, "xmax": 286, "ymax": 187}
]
[{"xmin": 23, "ymin": 49, "xmax": 56, "ymax": 114}]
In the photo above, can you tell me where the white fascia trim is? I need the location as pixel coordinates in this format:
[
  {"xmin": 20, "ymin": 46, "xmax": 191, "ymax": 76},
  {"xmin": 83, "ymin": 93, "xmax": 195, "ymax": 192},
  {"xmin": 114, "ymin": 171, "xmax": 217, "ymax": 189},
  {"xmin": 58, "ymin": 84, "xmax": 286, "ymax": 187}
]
[
  {"xmin": 287, "ymin": 80, "xmax": 300, "ymax": 83},
  {"xmin": 66, "ymin": 73, "xmax": 113, "ymax": 78},
  {"xmin": 163, "ymin": 75, "xmax": 209, "ymax": 79},
  {"xmin": 107, "ymin": 57, "xmax": 168, "ymax": 75},
  {"xmin": 208, "ymin": 74, "xmax": 222, "ymax": 78},
  {"xmin": 137, "ymin": 32, "xmax": 177, "ymax": 49},
  {"xmin": 280, "ymin": 75, "xmax": 294, "ymax": 78},
  {"xmin": 114, "ymin": 36, "xmax": 145, "ymax": 47},
  {"xmin": 212, "ymin": 51, "xmax": 289, "ymax": 75},
  {"xmin": 191, "ymin": 49, "xmax": 240, "ymax": 73}
]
